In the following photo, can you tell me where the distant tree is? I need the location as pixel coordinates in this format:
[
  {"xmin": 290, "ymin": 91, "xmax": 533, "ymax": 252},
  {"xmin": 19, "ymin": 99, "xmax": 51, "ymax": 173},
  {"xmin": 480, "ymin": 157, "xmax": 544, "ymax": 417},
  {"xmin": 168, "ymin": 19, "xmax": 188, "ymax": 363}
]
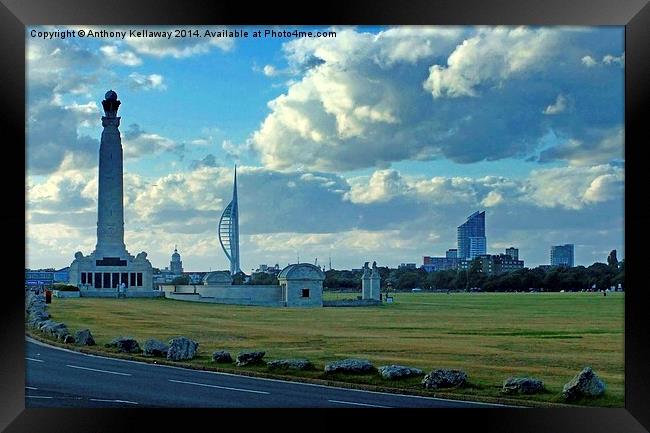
[
  {"xmin": 171, "ymin": 275, "xmax": 190, "ymax": 285},
  {"xmin": 607, "ymin": 250, "xmax": 619, "ymax": 269},
  {"xmin": 231, "ymin": 271, "xmax": 247, "ymax": 285},
  {"xmin": 249, "ymin": 272, "xmax": 278, "ymax": 285}
]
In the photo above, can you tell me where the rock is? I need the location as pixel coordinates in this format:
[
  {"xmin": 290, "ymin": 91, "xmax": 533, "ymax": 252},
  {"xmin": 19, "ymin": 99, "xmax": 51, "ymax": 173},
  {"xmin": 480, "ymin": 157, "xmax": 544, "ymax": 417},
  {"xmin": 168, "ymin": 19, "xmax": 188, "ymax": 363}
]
[
  {"xmin": 236, "ymin": 351, "xmax": 266, "ymax": 366},
  {"xmin": 267, "ymin": 359, "xmax": 313, "ymax": 370},
  {"xmin": 502, "ymin": 377, "xmax": 544, "ymax": 394},
  {"xmin": 167, "ymin": 337, "xmax": 199, "ymax": 361},
  {"xmin": 377, "ymin": 365, "xmax": 424, "ymax": 380},
  {"xmin": 63, "ymin": 334, "xmax": 75, "ymax": 344},
  {"xmin": 324, "ymin": 359, "xmax": 374, "ymax": 374},
  {"xmin": 422, "ymin": 369, "xmax": 468, "ymax": 389},
  {"xmin": 143, "ymin": 339, "xmax": 169, "ymax": 357},
  {"xmin": 75, "ymin": 329, "xmax": 96, "ymax": 346},
  {"xmin": 38, "ymin": 320, "xmax": 68, "ymax": 339},
  {"xmin": 562, "ymin": 367, "xmax": 606, "ymax": 400},
  {"xmin": 106, "ymin": 336, "xmax": 141, "ymax": 353},
  {"xmin": 211, "ymin": 350, "xmax": 233, "ymax": 363}
]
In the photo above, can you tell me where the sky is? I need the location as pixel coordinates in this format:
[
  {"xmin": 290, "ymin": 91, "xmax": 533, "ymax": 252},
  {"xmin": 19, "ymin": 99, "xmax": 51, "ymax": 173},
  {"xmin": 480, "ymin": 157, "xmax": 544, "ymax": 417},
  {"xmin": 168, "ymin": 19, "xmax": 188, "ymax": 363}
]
[{"xmin": 25, "ymin": 25, "xmax": 625, "ymax": 272}]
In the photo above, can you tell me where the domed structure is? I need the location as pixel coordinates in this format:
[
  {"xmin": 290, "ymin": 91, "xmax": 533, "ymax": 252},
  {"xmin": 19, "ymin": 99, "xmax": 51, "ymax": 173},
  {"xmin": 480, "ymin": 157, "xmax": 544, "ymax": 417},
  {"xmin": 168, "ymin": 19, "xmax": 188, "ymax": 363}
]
[
  {"xmin": 277, "ymin": 263, "xmax": 324, "ymax": 307},
  {"xmin": 278, "ymin": 263, "xmax": 325, "ymax": 280},
  {"xmin": 105, "ymin": 89, "xmax": 118, "ymax": 100},
  {"xmin": 170, "ymin": 246, "xmax": 183, "ymax": 275},
  {"xmin": 202, "ymin": 271, "xmax": 233, "ymax": 286}
]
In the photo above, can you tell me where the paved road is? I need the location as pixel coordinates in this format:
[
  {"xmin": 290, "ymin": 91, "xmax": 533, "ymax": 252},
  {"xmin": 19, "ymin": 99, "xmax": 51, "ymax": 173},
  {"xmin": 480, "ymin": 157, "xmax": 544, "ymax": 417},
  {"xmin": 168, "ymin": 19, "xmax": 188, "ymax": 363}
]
[{"xmin": 25, "ymin": 338, "xmax": 509, "ymax": 408}]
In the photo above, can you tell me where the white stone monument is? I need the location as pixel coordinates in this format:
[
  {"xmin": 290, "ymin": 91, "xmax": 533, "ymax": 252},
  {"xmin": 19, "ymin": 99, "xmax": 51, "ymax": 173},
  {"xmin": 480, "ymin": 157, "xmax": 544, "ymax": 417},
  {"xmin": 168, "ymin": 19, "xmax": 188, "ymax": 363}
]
[{"xmin": 68, "ymin": 90, "xmax": 154, "ymax": 293}]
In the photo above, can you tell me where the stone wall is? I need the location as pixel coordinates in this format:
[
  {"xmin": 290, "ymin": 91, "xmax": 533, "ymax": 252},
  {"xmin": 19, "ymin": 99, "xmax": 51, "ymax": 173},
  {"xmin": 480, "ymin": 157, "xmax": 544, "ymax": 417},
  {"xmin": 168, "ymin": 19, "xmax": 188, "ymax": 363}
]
[
  {"xmin": 163, "ymin": 284, "xmax": 283, "ymax": 307},
  {"xmin": 323, "ymin": 299, "xmax": 382, "ymax": 307}
]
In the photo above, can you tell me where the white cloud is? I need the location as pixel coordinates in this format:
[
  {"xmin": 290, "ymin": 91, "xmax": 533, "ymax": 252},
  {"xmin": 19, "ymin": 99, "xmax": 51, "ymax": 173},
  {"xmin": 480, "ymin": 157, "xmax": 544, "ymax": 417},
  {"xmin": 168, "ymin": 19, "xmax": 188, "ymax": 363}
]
[
  {"xmin": 127, "ymin": 73, "xmax": 166, "ymax": 91},
  {"xmin": 524, "ymin": 164, "xmax": 623, "ymax": 210},
  {"xmin": 423, "ymin": 27, "xmax": 560, "ymax": 98},
  {"xmin": 122, "ymin": 124, "xmax": 181, "ymax": 158},
  {"xmin": 543, "ymin": 94, "xmax": 568, "ymax": 115},
  {"xmin": 345, "ymin": 169, "xmax": 409, "ymax": 204},
  {"xmin": 99, "ymin": 45, "xmax": 142, "ymax": 66},
  {"xmin": 263, "ymin": 65, "xmax": 277, "ymax": 76},
  {"xmin": 603, "ymin": 52, "xmax": 625, "ymax": 67},
  {"xmin": 123, "ymin": 27, "xmax": 234, "ymax": 58},
  {"xmin": 581, "ymin": 55, "xmax": 597, "ymax": 67}
]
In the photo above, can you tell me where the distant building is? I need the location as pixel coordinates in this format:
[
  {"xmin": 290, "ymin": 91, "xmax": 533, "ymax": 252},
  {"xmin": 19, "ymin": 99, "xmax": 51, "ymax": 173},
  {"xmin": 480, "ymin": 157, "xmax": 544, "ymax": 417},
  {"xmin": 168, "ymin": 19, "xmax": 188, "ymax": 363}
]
[
  {"xmin": 458, "ymin": 211, "xmax": 487, "ymax": 259},
  {"xmin": 422, "ymin": 256, "xmax": 460, "ymax": 272},
  {"xmin": 399, "ymin": 263, "xmax": 417, "ymax": 270},
  {"xmin": 25, "ymin": 269, "xmax": 55, "ymax": 290},
  {"xmin": 458, "ymin": 254, "xmax": 524, "ymax": 275},
  {"xmin": 255, "ymin": 264, "xmax": 280, "ymax": 275},
  {"xmin": 170, "ymin": 246, "xmax": 183, "ymax": 275},
  {"xmin": 551, "ymin": 244, "xmax": 574, "ymax": 267},
  {"xmin": 505, "ymin": 247, "xmax": 519, "ymax": 261},
  {"xmin": 446, "ymin": 249, "xmax": 458, "ymax": 259},
  {"xmin": 53, "ymin": 266, "xmax": 70, "ymax": 283}
]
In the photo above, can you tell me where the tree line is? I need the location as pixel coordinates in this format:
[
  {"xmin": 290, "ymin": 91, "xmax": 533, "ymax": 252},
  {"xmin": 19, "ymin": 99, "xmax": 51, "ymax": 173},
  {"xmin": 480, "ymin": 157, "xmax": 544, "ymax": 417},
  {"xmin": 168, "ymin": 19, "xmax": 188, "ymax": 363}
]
[{"xmin": 323, "ymin": 260, "xmax": 624, "ymax": 292}]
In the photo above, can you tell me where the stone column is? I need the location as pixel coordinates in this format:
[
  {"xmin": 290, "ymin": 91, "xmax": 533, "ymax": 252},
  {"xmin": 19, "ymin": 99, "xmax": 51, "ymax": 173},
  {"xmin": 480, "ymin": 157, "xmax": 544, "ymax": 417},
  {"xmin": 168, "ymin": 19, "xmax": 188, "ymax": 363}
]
[
  {"xmin": 370, "ymin": 261, "xmax": 381, "ymax": 301},
  {"xmin": 95, "ymin": 90, "xmax": 126, "ymax": 259},
  {"xmin": 361, "ymin": 262, "xmax": 371, "ymax": 299}
]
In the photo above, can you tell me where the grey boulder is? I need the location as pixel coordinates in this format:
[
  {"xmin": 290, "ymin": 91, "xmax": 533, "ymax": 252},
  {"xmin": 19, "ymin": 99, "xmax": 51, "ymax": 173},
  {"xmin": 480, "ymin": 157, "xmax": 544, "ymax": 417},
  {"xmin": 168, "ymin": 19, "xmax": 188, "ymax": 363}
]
[
  {"xmin": 378, "ymin": 365, "xmax": 424, "ymax": 380},
  {"xmin": 267, "ymin": 359, "xmax": 313, "ymax": 370},
  {"xmin": 167, "ymin": 337, "xmax": 199, "ymax": 361},
  {"xmin": 502, "ymin": 376, "xmax": 544, "ymax": 394},
  {"xmin": 106, "ymin": 336, "xmax": 141, "ymax": 353},
  {"xmin": 63, "ymin": 334, "xmax": 75, "ymax": 344},
  {"xmin": 236, "ymin": 351, "xmax": 266, "ymax": 366},
  {"xmin": 143, "ymin": 339, "xmax": 169, "ymax": 357},
  {"xmin": 324, "ymin": 359, "xmax": 374, "ymax": 374},
  {"xmin": 422, "ymin": 369, "xmax": 468, "ymax": 389},
  {"xmin": 75, "ymin": 329, "xmax": 96, "ymax": 346},
  {"xmin": 562, "ymin": 367, "xmax": 605, "ymax": 401},
  {"xmin": 211, "ymin": 351, "xmax": 233, "ymax": 363}
]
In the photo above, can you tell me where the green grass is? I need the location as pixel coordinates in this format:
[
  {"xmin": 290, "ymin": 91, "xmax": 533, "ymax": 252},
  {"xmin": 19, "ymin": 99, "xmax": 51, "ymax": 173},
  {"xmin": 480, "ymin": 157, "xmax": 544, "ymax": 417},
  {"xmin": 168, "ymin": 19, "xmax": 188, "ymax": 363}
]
[{"xmin": 36, "ymin": 292, "xmax": 624, "ymax": 407}]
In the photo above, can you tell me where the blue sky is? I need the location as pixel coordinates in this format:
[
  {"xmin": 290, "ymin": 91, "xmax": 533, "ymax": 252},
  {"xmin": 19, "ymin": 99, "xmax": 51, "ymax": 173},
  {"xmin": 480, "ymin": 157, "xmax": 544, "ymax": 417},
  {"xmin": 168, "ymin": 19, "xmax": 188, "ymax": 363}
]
[{"xmin": 26, "ymin": 25, "xmax": 624, "ymax": 271}]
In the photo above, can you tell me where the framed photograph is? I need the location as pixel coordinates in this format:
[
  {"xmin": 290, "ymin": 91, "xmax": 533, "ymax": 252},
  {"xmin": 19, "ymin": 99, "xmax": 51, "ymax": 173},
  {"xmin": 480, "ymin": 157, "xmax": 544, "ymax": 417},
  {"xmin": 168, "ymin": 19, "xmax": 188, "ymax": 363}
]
[{"xmin": 3, "ymin": 0, "xmax": 649, "ymax": 431}]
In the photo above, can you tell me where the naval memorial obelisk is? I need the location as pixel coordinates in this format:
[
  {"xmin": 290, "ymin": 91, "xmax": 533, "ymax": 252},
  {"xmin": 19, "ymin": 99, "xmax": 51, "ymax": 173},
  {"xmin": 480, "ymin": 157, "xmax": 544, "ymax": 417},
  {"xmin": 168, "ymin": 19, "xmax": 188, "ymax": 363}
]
[{"xmin": 69, "ymin": 90, "xmax": 154, "ymax": 294}]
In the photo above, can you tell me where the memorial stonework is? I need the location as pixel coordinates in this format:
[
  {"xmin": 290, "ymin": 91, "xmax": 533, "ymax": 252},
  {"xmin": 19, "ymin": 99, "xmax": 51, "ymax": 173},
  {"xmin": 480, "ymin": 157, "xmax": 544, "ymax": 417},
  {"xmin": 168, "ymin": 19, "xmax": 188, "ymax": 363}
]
[{"xmin": 69, "ymin": 90, "xmax": 154, "ymax": 294}]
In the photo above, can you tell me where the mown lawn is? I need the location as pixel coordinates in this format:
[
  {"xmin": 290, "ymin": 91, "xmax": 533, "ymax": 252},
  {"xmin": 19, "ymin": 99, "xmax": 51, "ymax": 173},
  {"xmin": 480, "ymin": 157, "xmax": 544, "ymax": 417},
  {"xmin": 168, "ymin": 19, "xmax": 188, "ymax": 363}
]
[{"xmin": 38, "ymin": 291, "xmax": 624, "ymax": 407}]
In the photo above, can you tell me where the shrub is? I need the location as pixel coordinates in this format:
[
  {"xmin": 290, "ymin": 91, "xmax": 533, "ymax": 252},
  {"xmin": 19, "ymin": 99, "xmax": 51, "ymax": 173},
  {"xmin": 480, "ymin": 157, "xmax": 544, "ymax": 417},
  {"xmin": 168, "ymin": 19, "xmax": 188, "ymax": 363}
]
[{"xmin": 54, "ymin": 284, "xmax": 79, "ymax": 292}]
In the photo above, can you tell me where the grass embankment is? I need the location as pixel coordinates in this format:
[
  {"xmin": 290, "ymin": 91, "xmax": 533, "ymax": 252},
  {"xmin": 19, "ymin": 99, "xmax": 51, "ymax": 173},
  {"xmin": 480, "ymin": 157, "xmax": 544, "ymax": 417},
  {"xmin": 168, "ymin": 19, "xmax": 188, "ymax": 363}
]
[{"xmin": 32, "ymin": 292, "xmax": 624, "ymax": 407}]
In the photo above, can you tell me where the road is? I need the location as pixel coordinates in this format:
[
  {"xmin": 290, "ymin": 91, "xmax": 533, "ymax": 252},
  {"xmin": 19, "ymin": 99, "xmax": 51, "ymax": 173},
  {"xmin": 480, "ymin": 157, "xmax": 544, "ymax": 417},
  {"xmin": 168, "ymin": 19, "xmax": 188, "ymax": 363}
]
[{"xmin": 25, "ymin": 338, "xmax": 509, "ymax": 408}]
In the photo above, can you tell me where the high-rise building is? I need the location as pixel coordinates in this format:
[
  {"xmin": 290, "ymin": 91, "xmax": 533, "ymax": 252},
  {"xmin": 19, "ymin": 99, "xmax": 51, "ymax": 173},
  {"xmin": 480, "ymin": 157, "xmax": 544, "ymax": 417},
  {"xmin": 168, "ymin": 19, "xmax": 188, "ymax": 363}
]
[
  {"xmin": 505, "ymin": 247, "xmax": 519, "ymax": 261},
  {"xmin": 218, "ymin": 165, "xmax": 242, "ymax": 275},
  {"xmin": 446, "ymin": 248, "xmax": 458, "ymax": 259},
  {"xmin": 550, "ymin": 244, "xmax": 574, "ymax": 267},
  {"xmin": 457, "ymin": 211, "xmax": 486, "ymax": 259}
]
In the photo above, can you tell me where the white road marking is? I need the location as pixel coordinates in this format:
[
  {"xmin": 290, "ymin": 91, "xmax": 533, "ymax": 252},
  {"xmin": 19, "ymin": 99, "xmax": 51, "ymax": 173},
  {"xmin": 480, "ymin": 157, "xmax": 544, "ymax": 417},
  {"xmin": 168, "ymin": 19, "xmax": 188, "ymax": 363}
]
[
  {"xmin": 26, "ymin": 357, "xmax": 44, "ymax": 363},
  {"xmin": 25, "ymin": 386, "xmax": 38, "ymax": 390},
  {"xmin": 329, "ymin": 399, "xmax": 391, "ymax": 408},
  {"xmin": 169, "ymin": 379, "xmax": 270, "ymax": 395},
  {"xmin": 27, "ymin": 338, "xmax": 512, "ymax": 408},
  {"xmin": 26, "ymin": 395, "xmax": 53, "ymax": 399},
  {"xmin": 89, "ymin": 398, "xmax": 139, "ymax": 405},
  {"xmin": 66, "ymin": 364, "xmax": 131, "ymax": 376}
]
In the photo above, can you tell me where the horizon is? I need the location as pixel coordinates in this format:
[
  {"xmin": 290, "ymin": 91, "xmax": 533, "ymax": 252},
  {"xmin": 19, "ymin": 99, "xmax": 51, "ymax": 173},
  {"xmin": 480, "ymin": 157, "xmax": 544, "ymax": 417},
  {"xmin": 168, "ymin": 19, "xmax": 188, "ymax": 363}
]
[{"xmin": 26, "ymin": 25, "xmax": 625, "ymax": 271}]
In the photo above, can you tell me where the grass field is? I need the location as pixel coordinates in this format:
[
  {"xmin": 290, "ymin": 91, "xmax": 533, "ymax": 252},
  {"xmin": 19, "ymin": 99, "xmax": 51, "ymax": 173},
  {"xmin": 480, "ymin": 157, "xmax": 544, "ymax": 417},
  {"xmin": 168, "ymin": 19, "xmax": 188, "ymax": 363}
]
[{"xmin": 38, "ymin": 292, "xmax": 624, "ymax": 407}]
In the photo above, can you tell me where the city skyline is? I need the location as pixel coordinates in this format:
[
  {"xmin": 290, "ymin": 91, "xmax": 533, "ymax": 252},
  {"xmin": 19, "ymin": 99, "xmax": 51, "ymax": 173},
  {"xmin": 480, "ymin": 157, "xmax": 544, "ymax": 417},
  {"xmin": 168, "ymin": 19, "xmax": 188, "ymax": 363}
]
[{"xmin": 26, "ymin": 25, "xmax": 624, "ymax": 271}]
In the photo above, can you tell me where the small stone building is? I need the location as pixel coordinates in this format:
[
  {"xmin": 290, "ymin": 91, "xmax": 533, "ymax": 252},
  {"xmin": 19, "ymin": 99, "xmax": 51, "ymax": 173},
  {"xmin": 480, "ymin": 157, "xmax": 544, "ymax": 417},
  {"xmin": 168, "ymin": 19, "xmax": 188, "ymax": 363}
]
[
  {"xmin": 277, "ymin": 263, "xmax": 325, "ymax": 307},
  {"xmin": 202, "ymin": 271, "xmax": 233, "ymax": 286}
]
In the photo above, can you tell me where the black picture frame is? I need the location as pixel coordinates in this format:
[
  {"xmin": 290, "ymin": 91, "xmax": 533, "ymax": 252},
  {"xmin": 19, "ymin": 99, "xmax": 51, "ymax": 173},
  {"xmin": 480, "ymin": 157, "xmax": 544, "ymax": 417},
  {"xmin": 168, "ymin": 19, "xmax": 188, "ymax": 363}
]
[{"xmin": 2, "ymin": 0, "xmax": 648, "ymax": 431}]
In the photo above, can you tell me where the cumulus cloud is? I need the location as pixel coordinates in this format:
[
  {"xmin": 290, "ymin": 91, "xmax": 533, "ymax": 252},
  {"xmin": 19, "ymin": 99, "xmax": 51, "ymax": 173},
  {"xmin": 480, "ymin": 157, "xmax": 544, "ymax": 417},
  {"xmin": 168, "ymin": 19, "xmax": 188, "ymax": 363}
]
[
  {"xmin": 423, "ymin": 27, "xmax": 560, "ymax": 98},
  {"xmin": 127, "ymin": 73, "xmax": 166, "ymax": 91},
  {"xmin": 123, "ymin": 27, "xmax": 234, "ymax": 58},
  {"xmin": 122, "ymin": 124, "xmax": 182, "ymax": 158},
  {"xmin": 603, "ymin": 52, "xmax": 625, "ymax": 66},
  {"xmin": 524, "ymin": 164, "xmax": 623, "ymax": 210},
  {"xmin": 263, "ymin": 65, "xmax": 278, "ymax": 76},
  {"xmin": 581, "ymin": 55, "xmax": 597, "ymax": 67},
  {"xmin": 537, "ymin": 127, "xmax": 623, "ymax": 166},
  {"xmin": 543, "ymin": 94, "xmax": 568, "ymax": 115},
  {"xmin": 251, "ymin": 26, "xmax": 623, "ymax": 172},
  {"xmin": 99, "ymin": 45, "xmax": 142, "ymax": 66}
]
